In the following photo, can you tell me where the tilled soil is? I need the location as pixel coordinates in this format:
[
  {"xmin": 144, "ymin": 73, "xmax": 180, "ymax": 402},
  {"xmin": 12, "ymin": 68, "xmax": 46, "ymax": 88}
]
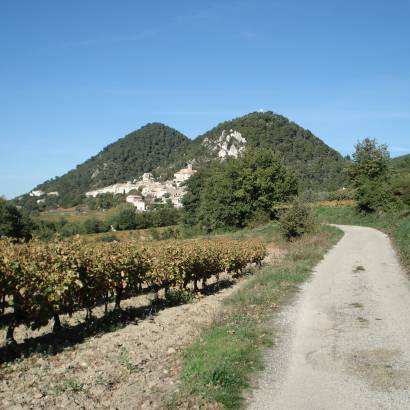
[{"xmin": 0, "ymin": 270, "xmax": 268, "ymax": 409}]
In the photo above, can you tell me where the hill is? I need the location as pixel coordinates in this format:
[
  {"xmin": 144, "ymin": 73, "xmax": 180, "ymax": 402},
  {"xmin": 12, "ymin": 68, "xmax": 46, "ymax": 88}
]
[
  {"xmin": 392, "ymin": 153, "xmax": 410, "ymax": 172},
  {"xmin": 189, "ymin": 112, "xmax": 347, "ymax": 191},
  {"xmin": 391, "ymin": 154, "xmax": 410, "ymax": 204},
  {"xmin": 24, "ymin": 123, "xmax": 190, "ymax": 207},
  {"xmin": 18, "ymin": 112, "xmax": 348, "ymax": 209}
]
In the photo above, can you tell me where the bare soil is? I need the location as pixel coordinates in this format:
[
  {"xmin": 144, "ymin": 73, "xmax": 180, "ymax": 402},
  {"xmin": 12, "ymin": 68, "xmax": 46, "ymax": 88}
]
[{"xmin": 0, "ymin": 246, "xmax": 281, "ymax": 410}]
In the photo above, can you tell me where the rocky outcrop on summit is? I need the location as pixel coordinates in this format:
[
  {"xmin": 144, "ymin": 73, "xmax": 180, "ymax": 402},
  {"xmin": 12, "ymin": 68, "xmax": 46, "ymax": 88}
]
[{"xmin": 202, "ymin": 129, "xmax": 247, "ymax": 159}]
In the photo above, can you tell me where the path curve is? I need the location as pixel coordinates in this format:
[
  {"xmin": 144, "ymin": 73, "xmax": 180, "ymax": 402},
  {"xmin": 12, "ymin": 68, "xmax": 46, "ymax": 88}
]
[{"xmin": 248, "ymin": 225, "xmax": 410, "ymax": 410}]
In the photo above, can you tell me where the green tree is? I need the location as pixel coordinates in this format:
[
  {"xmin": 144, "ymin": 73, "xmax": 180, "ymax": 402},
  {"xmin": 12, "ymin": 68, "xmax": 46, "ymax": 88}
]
[
  {"xmin": 184, "ymin": 149, "xmax": 298, "ymax": 231},
  {"xmin": 0, "ymin": 198, "xmax": 33, "ymax": 240},
  {"xmin": 349, "ymin": 138, "xmax": 397, "ymax": 212},
  {"xmin": 108, "ymin": 204, "xmax": 137, "ymax": 231},
  {"xmin": 83, "ymin": 218, "xmax": 110, "ymax": 234}
]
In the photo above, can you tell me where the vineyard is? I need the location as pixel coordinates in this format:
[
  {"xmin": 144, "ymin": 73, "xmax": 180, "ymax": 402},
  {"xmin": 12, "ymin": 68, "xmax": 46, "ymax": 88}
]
[{"xmin": 0, "ymin": 237, "xmax": 266, "ymax": 343}]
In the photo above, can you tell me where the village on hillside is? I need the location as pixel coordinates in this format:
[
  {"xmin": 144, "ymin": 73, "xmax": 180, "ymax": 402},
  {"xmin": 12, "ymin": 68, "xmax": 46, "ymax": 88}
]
[{"xmin": 30, "ymin": 164, "xmax": 197, "ymax": 211}]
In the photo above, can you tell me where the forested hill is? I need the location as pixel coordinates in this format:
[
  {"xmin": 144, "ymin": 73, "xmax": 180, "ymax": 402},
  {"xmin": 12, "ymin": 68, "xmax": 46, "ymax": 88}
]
[
  {"xmin": 392, "ymin": 153, "xmax": 410, "ymax": 173},
  {"xmin": 190, "ymin": 112, "xmax": 347, "ymax": 190},
  {"xmin": 32, "ymin": 123, "xmax": 190, "ymax": 206},
  {"xmin": 19, "ymin": 112, "xmax": 348, "ymax": 208}
]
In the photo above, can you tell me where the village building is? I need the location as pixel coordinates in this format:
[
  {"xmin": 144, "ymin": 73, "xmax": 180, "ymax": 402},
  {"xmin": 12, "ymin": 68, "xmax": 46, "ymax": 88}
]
[
  {"xmin": 126, "ymin": 195, "xmax": 146, "ymax": 211},
  {"xmin": 30, "ymin": 190, "xmax": 45, "ymax": 197},
  {"xmin": 85, "ymin": 164, "xmax": 196, "ymax": 210},
  {"xmin": 86, "ymin": 182, "xmax": 139, "ymax": 197},
  {"xmin": 142, "ymin": 172, "xmax": 154, "ymax": 182},
  {"xmin": 173, "ymin": 164, "xmax": 196, "ymax": 186}
]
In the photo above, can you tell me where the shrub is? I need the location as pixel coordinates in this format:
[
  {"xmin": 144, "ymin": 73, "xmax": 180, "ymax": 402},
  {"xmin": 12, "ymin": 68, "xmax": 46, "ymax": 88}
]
[
  {"xmin": 246, "ymin": 210, "xmax": 271, "ymax": 229},
  {"xmin": 328, "ymin": 188, "xmax": 355, "ymax": 201},
  {"xmin": 355, "ymin": 180, "xmax": 399, "ymax": 213},
  {"xmin": 279, "ymin": 202, "xmax": 316, "ymax": 240}
]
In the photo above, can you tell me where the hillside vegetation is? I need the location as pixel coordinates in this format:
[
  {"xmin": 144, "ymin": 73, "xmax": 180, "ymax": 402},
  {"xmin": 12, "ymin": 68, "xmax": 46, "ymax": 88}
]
[
  {"xmin": 18, "ymin": 112, "xmax": 348, "ymax": 210},
  {"xmin": 25, "ymin": 123, "xmax": 190, "ymax": 208},
  {"xmin": 392, "ymin": 154, "xmax": 410, "ymax": 205},
  {"xmin": 191, "ymin": 112, "xmax": 347, "ymax": 191}
]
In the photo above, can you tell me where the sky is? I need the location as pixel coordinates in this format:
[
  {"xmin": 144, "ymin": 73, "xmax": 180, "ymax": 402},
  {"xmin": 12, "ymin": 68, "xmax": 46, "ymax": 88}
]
[{"xmin": 1, "ymin": 0, "xmax": 410, "ymax": 199}]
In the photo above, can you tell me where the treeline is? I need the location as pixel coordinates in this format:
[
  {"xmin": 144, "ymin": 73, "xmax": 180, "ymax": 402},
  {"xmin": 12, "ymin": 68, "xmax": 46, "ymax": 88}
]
[
  {"xmin": 29, "ymin": 205, "xmax": 181, "ymax": 239},
  {"xmin": 0, "ymin": 237, "xmax": 266, "ymax": 342}
]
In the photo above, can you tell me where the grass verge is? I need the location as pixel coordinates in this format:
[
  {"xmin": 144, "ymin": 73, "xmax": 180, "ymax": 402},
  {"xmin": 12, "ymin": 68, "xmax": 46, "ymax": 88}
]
[{"xmin": 166, "ymin": 225, "xmax": 343, "ymax": 409}]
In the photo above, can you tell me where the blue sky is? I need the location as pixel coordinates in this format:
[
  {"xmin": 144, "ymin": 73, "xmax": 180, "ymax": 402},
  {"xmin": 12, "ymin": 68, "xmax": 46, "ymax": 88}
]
[{"xmin": 1, "ymin": 0, "xmax": 410, "ymax": 198}]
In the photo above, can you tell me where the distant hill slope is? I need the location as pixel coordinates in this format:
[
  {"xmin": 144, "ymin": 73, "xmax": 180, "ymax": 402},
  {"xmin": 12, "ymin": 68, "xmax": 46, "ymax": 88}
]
[
  {"xmin": 392, "ymin": 153, "xmax": 410, "ymax": 173},
  {"xmin": 19, "ymin": 112, "xmax": 348, "ymax": 209},
  {"xmin": 190, "ymin": 112, "xmax": 347, "ymax": 190},
  {"xmin": 33, "ymin": 123, "xmax": 190, "ymax": 206},
  {"xmin": 391, "ymin": 154, "xmax": 410, "ymax": 197}
]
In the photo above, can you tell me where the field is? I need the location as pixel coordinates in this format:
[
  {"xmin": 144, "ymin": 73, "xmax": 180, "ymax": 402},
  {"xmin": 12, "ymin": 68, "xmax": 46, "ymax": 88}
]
[
  {"xmin": 0, "ymin": 221, "xmax": 342, "ymax": 409},
  {"xmin": 0, "ymin": 224, "xmax": 271, "ymax": 409}
]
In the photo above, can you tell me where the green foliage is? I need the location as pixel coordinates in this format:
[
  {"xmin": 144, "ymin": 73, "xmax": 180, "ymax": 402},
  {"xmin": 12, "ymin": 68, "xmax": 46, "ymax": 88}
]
[
  {"xmin": 82, "ymin": 218, "xmax": 110, "ymax": 234},
  {"xmin": 279, "ymin": 202, "xmax": 316, "ymax": 240},
  {"xmin": 391, "ymin": 154, "xmax": 410, "ymax": 206},
  {"xmin": 17, "ymin": 112, "xmax": 349, "ymax": 211},
  {"xmin": 349, "ymin": 138, "xmax": 390, "ymax": 180},
  {"xmin": 178, "ymin": 225, "xmax": 342, "ymax": 409},
  {"xmin": 108, "ymin": 203, "xmax": 182, "ymax": 232},
  {"xmin": 108, "ymin": 204, "xmax": 138, "ymax": 231},
  {"xmin": 349, "ymin": 138, "xmax": 397, "ymax": 213},
  {"xmin": 33, "ymin": 217, "xmax": 108, "ymax": 239},
  {"xmin": 18, "ymin": 123, "xmax": 190, "ymax": 208},
  {"xmin": 0, "ymin": 198, "xmax": 33, "ymax": 240},
  {"xmin": 355, "ymin": 180, "xmax": 398, "ymax": 213},
  {"xmin": 327, "ymin": 187, "xmax": 355, "ymax": 201},
  {"xmin": 183, "ymin": 150, "xmax": 298, "ymax": 232},
  {"xmin": 191, "ymin": 111, "xmax": 347, "ymax": 191},
  {"xmin": 86, "ymin": 193, "xmax": 126, "ymax": 211},
  {"xmin": 0, "ymin": 237, "xmax": 266, "ymax": 341}
]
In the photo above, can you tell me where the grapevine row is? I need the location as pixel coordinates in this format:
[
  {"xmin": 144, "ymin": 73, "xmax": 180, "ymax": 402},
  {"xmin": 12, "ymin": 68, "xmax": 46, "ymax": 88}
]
[{"xmin": 0, "ymin": 237, "xmax": 266, "ymax": 342}]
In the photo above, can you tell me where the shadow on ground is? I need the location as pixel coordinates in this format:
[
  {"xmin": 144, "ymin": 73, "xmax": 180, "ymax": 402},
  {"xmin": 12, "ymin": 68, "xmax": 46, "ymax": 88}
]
[{"xmin": 0, "ymin": 277, "xmax": 239, "ymax": 364}]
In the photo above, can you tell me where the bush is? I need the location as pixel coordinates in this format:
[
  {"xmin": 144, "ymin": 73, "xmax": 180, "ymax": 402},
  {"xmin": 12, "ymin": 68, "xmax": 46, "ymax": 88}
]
[
  {"xmin": 246, "ymin": 210, "xmax": 271, "ymax": 229},
  {"xmin": 328, "ymin": 188, "xmax": 355, "ymax": 201},
  {"xmin": 279, "ymin": 202, "xmax": 316, "ymax": 240},
  {"xmin": 108, "ymin": 204, "xmax": 137, "ymax": 231},
  {"xmin": 355, "ymin": 180, "xmax": 399, "ymax": 213},
  {"xmin": 83, "ymin": 218, "xmax": 110, "ymax": 234}
]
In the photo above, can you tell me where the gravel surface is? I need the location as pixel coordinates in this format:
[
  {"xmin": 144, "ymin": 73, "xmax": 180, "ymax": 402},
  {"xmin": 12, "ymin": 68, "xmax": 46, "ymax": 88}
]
[{"xmin": 248, "ymin": 225, "xmax": 410, "ymax": 410}]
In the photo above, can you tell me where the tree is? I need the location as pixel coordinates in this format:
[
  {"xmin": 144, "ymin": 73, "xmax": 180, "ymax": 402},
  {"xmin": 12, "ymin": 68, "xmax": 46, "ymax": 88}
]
[
  {"xmin": 0, "ymin": 198, "xmax": 33, "ymax": 240},
  {"xmin": 108, "ymin": 204, "xmax": 137, "ymax": 231},
  {"xmin": 349, "ymin": 138, "xmax": 397, "ymax": 212},
  {"xmin": 184, "ymin": 149, "xmax": 298, "ymax": 231}
]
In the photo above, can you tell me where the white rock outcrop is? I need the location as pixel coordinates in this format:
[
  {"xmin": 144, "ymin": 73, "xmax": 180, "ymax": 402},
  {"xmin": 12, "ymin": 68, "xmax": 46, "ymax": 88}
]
[{"xmin": 203, "ymin": 129, "xmax": 246, "ymax": 159}]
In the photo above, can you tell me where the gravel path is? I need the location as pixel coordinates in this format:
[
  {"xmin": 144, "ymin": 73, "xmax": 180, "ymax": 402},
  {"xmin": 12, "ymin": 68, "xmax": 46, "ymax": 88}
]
[{"xmin": 248, "ymin": 225, "xmax": 410, "ymax": 410}]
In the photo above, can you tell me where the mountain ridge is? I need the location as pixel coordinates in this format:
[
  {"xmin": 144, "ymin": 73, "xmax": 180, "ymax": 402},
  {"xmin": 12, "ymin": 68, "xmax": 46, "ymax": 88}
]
[{"xmin": 18, "ymin": 111, "xmax": 348, "ymax": 209}]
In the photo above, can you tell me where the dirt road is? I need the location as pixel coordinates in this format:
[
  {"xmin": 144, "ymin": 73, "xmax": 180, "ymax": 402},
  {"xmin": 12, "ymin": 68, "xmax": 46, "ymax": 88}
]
[{"xmin": 248, "ymin": 225, "xmax": 410, "ymax": 410}]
